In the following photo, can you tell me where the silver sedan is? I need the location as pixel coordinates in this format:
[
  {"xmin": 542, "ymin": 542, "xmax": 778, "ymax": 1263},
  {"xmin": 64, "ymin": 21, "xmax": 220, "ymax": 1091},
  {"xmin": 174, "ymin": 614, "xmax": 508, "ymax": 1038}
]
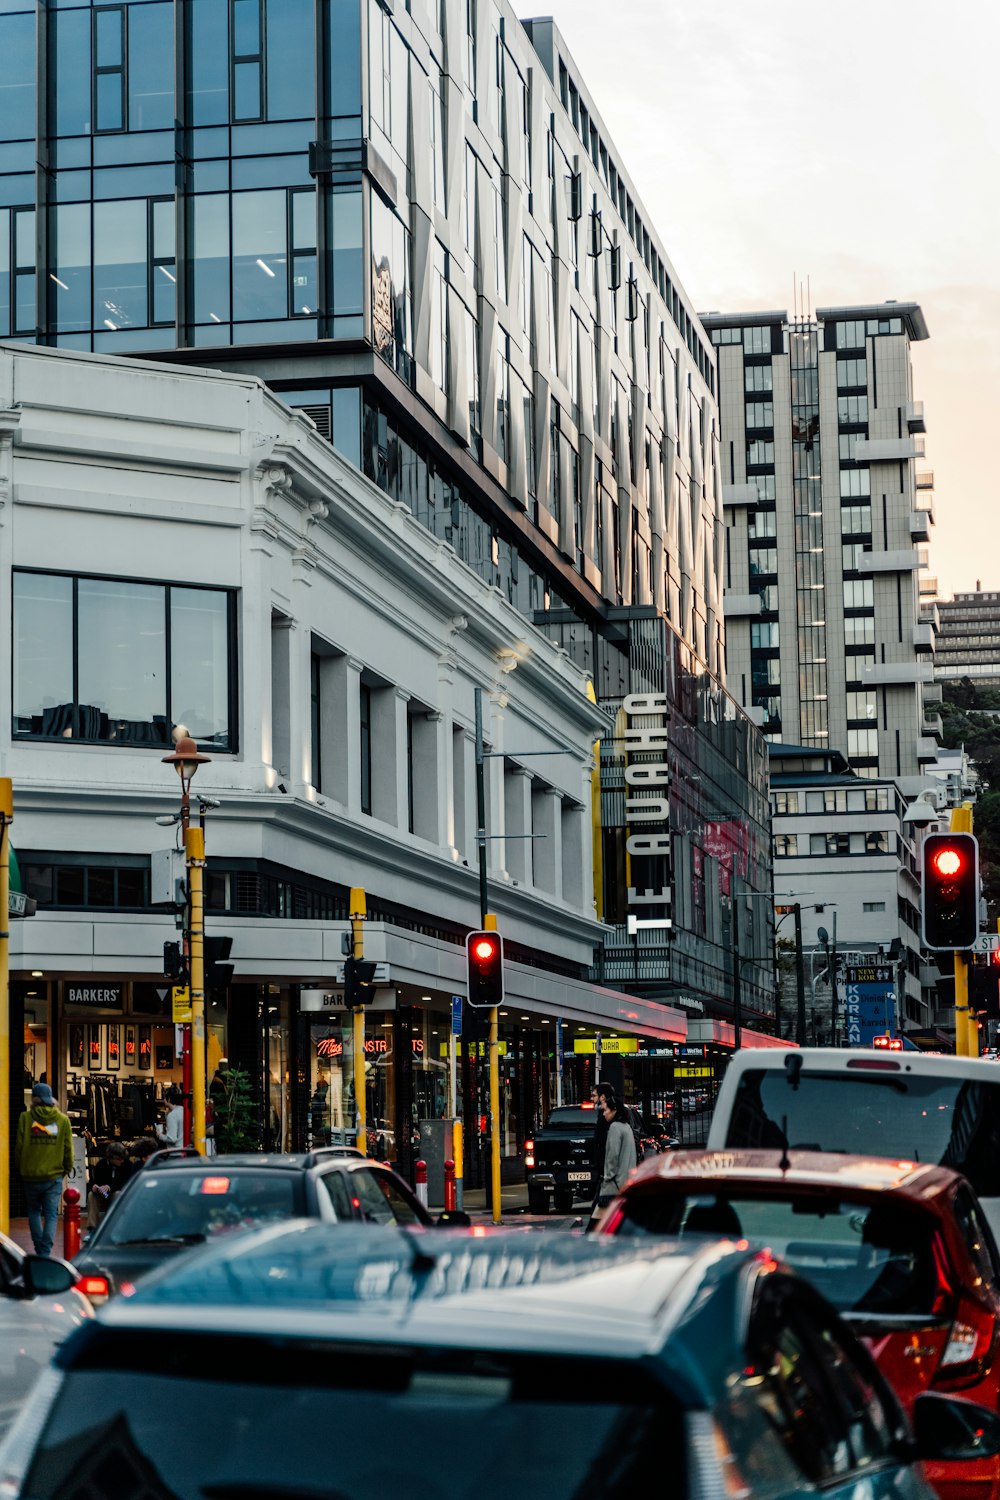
[{"xmin": 0, "ymin": 1231, "xmax": 92, "ymax": 1440}]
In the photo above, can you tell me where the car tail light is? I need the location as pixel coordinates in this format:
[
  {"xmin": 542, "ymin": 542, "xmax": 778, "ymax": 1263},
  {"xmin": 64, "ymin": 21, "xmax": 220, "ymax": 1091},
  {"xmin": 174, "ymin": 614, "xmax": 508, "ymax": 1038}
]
[
  {"xmin": 600, "ymin": 1202, "xmax": 624, "ymax": 1235},
  {"xmin": 936, "ymin": 1298, "xmax": 995, "ymax": 1381},
  {"xmin": 75, "ymin": 1274, "xmax": 110, "ymax": 1303},
  {"xmin": 524, "ymin": 1139, "xmax": 535, "ymax": 1168}
]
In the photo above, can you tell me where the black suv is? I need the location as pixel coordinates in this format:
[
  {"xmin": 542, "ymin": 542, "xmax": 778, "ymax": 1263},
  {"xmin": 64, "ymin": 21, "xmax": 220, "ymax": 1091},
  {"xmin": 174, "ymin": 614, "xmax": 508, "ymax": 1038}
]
[{"xmin": 74, "ymin": 1149, "xmax": 449, "ymax": 1301}]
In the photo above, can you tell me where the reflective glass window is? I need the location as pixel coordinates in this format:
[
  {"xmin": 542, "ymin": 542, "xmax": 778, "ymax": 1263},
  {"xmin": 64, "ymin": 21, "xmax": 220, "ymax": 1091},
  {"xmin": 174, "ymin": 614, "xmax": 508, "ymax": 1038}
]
[
  {"xmin": 233, "ymin": 0, "xmax": 261, "ymax": 57},
  {"xmin": 189, "ymin": 0, "xmax": 230, "ymax": 125},
  {"xmin": 330, "ymin": 186, "xmax": 362, "ymax": 318},
  {"xmin": 233, "ymin": 62, "xmax": 262, "ymax": 122},
  {"xmin": 171, "ymin": 589, "xmax": 232, "ymax": 750},
  {"xmin": 233, "ymin": 189, "xmax": 287, "ymax": 320},
  {"xmin": 129, "ymin": 3, "xmax": 174, "ymax": 131},
  {"xmin": 50, "ymin": 203, "xmax": 91, "ymax": 334},
  {"xmin": 327, "ymin": 0, "xmax": 362, "ymax": 117},
  {"xmin": 96, "ymin": 70, "xmax": 124, "ymax": 133},
  {"xmin": 78, "ymin": 578, "xmax": 166, "ymax": 731},
  {"xmin": 13, "ymin": 574, "xmax": 74, "ymax": 736},
  {"xmin": 192, "ymin": 194, "xmax": 231, "ymax": 323},
  {"xmin": 95, "ymin": 7, "xmax": 124, "ymax": 69},
  {"xmin": 264, "ymin": 0, "xmax": 313, "ymax": 119},
  {"xmin": 370, "ymin": 193, "xmax": 411, "ymax": 378},
  {"xmin": 53, "ymin": 10, "xmax": 92, "ymax": 136},
  {"xmin": 94, "ymin": 198, "xmax": 147, "ymax": 331},
  {"xmin": 0, "ymin": 13, "xmax": 34, "ymax": 142},
  {"xmin": 0, "ymin": 207, "xmax": 7, "ymax": 337}
]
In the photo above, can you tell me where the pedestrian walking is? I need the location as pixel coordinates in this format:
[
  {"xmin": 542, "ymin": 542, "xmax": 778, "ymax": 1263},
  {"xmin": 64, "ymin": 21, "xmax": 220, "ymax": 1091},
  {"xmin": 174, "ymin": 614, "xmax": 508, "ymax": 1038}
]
[
  {"xmin": 586, "ymin": 1095, "xmax": 638, "ymax": 1232},
  {"xmin": 15, "ymin": 1082, "xmax": 74, "ymax": 1257}
]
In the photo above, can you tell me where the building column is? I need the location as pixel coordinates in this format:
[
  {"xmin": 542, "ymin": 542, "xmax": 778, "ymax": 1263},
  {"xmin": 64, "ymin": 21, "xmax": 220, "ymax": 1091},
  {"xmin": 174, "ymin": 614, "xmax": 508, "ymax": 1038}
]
[
  {"xmin": 531, "ymin": 785, "xmax": 563, "ymax": 900},
  {"xmin": 561, "ymin": 799, "xmax": 586, "ymax": 911},
  {"xmin": 327, "ymin": 656, "xmax": 364, "ymax": 814},
  {"xmin": 503, "ymin": 765, "xmax": 533, "ymax": 886},
  {"xmin": 269, "ymin": 614, "xmax": 295, "ymax": 782},
  {"xmin": 454, "ymin": 728, "xmax": 477, "ymax": 864}
]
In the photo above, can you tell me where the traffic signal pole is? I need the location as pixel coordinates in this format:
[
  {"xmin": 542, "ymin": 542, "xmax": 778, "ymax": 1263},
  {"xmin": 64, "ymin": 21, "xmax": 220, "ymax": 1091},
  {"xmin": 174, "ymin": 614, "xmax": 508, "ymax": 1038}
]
[
  {"xmin": 350, "ymin": 887, "xmax": 367, "ymax": 1155},
  {"xmin": 474, "ymin": 690, "xmax": 501, "ymax": 1224},
  {"xmin": 951, "ymin": 804, "xmax": 975, "ymax": 1058}
]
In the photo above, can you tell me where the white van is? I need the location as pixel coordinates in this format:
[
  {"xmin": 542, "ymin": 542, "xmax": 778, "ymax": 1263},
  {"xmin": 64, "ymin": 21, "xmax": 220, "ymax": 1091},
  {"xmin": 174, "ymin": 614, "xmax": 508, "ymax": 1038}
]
[{"xmin": 707, "ymin": 1047, "xmax": 1000, "ymax": 1240}]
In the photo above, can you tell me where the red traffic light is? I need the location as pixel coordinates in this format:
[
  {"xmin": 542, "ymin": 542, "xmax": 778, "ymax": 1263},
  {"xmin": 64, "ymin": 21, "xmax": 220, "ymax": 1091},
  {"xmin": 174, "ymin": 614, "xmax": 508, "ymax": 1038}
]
[
  {"xmin": 872, "ymin": 1034, "xmax": 902, "ymax": 1051},
  {"xmin": 932, "ymin": 848, "xmax": 964, "ymax": 878},
  {"xmin": 921, "ymin": 832, "xmax": 979, "ymax": 951},
  {"xmin": 465, "ymin": 929, "xmax": 504, "ymax": 1008}
]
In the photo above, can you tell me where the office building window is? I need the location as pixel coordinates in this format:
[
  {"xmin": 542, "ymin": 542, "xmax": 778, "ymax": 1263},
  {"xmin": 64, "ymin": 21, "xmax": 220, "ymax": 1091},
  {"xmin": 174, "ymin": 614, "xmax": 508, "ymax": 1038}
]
[
  {"xmin": 747, "ymin": 439, "xmax": 774, "ymax": 466},
  {"xmin": 838, "ymin": 394, "xmax": 868, "ymax": 425},
  {"xmin": 773, "ymin": 834, "xmax": 798, "ymax": 857},
  {"xmin": 360, "ymin": 683, "xmax": 372, "ymax": 816},
  {"xmin": 745, "ymin": 401, "xmax": 773, "ymax": 429},
  {"xmin": 843, "ymin": 578, "xmax": 874, "ymax": 610},
  {"xmin": 13, "ymin": 570, "xmax": 235, "ymax": 750},
  {"xmin": 771, "ymin": 791, "xmax": 799, "ymax": 814},
  {"xmin": 743, "ymin": 326, "xmax": 772, "ymax": 354},
  {"xmin": 866, "ymin": 831, "xmax": 889, "ymax": 854},
  {"xmin": 430, "ymin": 240, "xmax": 448, "ymax": 394},
  {"xmin": 836, "ymin": 357, "xmax": 866, "ymax": 389},
  {"xmin": 840, "ymin": 468, "xmax": 871, "ymax": 498},
  {"xmin": 231, "ymin": 0, "xmax": 264, "ymax": 122},
  {"xmin": 863, "ymin": 900, "xmax": 886, "ymax": 912},
  {"xmin": 310, "ymin": 652, "xmax": 322, "ymax": 793},
  {"xmin": 371, "ymin": 193, "xmax": 412, "ymax": 380},
  {"xmin": 94, "ymin": 6, "xmax": 126, "ymax": 132},
  {"xmin": 744, "ymin": 364, "xmax": 773, "ymax": 393},
  {"xmin": 847, "ymin": 728, "xmax": 878, "ymax": 758},
  {"xmin": 495, "ymin": 330, "xmax": 510, "ymax": 464},
  {"xmin": 750, "ymin": 622, "xmax": 779, "ymax": 649}
]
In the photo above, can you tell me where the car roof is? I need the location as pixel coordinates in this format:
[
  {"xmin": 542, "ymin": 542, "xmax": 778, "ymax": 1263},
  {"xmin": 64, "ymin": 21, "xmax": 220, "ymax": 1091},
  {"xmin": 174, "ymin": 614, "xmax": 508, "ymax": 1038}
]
[
  {"xmin": 92, "ymin": 1223, "xmax": 759, "ymax": 1364},
  {"xmin": 627, "ymin": 1148, "xmax": 961, "ymax": 1204},
  {"xmin": 145, "ymin": 1153, "xmax": 376, "ymax": 1173},
  {"xmin": 724, "ymin": 1047, "xmax": 1000, "ymax": 1080}
]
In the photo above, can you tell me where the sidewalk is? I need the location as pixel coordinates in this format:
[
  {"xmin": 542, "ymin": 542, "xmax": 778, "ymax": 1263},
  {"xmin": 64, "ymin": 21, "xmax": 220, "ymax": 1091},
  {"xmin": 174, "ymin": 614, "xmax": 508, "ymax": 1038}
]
[{"xmin": 7, "ymin": 1218, "xmax": 34, "ymax": 1253}]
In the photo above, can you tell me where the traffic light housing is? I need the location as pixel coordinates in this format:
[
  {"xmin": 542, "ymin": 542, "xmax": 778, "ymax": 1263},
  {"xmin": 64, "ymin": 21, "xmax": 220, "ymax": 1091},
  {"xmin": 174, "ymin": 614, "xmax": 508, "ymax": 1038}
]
[
  {"xmin": 344, "ymin": 955, "xmax": 377, "ymax": 1009},
  {"xmin": 921, "ymin": 833, "xmax": 979, "ymax": 951},
  {"xmin": 970, "ymin": 965, "xmax": 1000, "ymax": 1019},
  {"xmin": 466, "ymin": 929, "xmax": 504, "ymax": 1008},
  {"xmin": 163, "ymin": 941, "xmax": 186, "ymax": 982},
  {"xmin": 204, "ymin": 935, "xmax": 234, "ymax": 988}
]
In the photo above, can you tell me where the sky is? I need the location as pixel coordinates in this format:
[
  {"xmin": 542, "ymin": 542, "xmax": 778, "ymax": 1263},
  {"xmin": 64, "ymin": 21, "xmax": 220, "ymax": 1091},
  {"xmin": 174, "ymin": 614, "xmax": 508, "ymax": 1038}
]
[{"xmin": 530, "ymin": 0, "xmax": 999, "ymax": 599}]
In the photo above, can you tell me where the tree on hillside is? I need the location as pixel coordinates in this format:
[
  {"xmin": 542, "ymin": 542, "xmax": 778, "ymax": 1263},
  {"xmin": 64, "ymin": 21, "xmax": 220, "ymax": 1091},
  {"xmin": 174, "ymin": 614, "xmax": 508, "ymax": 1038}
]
[{"xmin": 940, "ymin": 678, "xmax": 1000, "ymax": 911}]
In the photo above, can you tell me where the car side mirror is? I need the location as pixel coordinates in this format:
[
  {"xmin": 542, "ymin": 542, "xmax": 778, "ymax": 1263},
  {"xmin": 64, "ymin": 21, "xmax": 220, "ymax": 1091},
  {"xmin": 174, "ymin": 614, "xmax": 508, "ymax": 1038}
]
[
  {"xmin": 435, "ymin": 1210, "xmax": 472, "ymax": 1229},
  {"xmin": 22, "ymin": 1255, "xmax": 77, "ymax": 1297},
  {"xmin": 913, "ymin": 1392, "xmax": 1000, "ymax": 1461}
]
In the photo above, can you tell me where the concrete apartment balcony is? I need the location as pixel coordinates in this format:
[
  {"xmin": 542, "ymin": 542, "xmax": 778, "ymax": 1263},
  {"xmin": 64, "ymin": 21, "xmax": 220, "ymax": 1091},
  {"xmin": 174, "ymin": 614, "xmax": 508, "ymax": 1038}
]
[
  {"xmin": 860, "ymin": 548, "xmax": 921, "ymax": 574},
  {"xmin": 918, "ymin": 601, "xmax": 940, "ymax": 630},
  {"xmin": 863, "ymin": 661, "xmax": 934, "ymax": 686},
  {"xmin": 917, "ymin": 736, "xmax": 939, "ymax": 762},
  {"xmin": 722, "ymin": 482, "xmax": 758, "ymax": 507},
  {"xmin": 910, "ymin": 508, "xmax": 933, "ymax": 542},
  {"xmin": 923, "ymin": 681, "xmax": 943, "ymax": 704},
  {"xmin": 919, "ymin": 575, "xmax": 938, "ymax": 599},
  {"xmin": 919, "ymin": 962, "xmax": 942, "ymax": 988},
  {"xmin": 915, "ymin": 469, "xmax": 934, "ymax": 490},
  {"xmin": 923, "ymin": 713, "xmax": 944, "ymax": 740},
  {"xmin": 852, "ymin": 435, "xmax": 926, "ymax": 462},
  {"xmin": 723, "ymin": 594, "xmax": 762, "ymax": 617},
  {"xmin": 905, "ymin": 401, "xmax": 926, "ymax": 433},
  {"xmin": 913, "ymin": 621, "xmax": 936, "ymax": 652}
]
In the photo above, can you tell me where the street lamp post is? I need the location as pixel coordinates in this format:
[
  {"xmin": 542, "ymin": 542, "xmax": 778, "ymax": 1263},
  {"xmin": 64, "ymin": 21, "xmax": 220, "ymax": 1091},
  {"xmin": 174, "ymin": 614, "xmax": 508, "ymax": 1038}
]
[{"xmin": 162, "ymin": 735, "xmax": 211, "ymax": 1154}]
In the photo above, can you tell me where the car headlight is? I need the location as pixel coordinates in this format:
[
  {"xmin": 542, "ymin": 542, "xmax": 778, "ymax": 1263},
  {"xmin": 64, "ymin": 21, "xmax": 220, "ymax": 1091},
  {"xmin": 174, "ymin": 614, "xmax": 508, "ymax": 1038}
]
[{"xmin": 0, "ymin": 1367, "xmax": 64, "ymax": 1499}]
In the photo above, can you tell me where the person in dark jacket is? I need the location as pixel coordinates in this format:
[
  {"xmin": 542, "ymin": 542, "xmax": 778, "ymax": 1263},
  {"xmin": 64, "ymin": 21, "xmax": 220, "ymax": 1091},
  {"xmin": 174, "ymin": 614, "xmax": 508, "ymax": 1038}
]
[{"xmin": 87, "ymin": 1141, "xmax": 133, "ymax": 1228}]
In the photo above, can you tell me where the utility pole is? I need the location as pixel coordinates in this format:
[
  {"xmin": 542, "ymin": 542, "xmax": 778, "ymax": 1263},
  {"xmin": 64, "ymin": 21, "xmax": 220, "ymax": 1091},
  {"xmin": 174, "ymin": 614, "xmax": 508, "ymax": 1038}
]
[
  {"xmin": 350, "ymin": 887, "xmax": 367, "ymax": 1154},
  {"xmin": 187, "ymin": 826, "xmax": 207, "ymax": 1155},
  {"xmin": 0, "ymin": 778, "xmax": 11, "ymax": 1233},
  {"xmin": 731, "ymin": 895, "xmax": 742, "ymax": 1050},
  {"xmin": 474, "ymin": 689, "xmax": 501, "ymax": 1225}
]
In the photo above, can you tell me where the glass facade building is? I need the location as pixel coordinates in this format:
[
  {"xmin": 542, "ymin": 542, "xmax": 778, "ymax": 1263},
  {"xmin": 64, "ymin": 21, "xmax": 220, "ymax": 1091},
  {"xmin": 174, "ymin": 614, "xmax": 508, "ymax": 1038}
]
[{"xmin": 1, "ymin": 0, "xmax": 774, "ymax": 1029}]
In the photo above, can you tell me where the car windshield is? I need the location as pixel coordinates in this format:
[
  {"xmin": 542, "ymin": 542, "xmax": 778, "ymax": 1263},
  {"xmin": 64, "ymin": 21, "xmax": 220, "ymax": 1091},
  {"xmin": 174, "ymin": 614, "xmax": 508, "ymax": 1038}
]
[
  {"xmin": 545, "ymin": 1108, "xmax": 596, "ymax": 1129},
  {"xmin": 725, "ymin": 1070, "xmax": 1000, "ymax": 1199},
  {"xmin": 30, "ymin": 1332, "xmax": 673, "ymax": 1498},
  {"xmin": 98, "ymin": 1171, "xmax": 301, "ymax": 1246},
  {"xmin": 617, "ymin": 1189, "xmax": 941, "ymax": 1316}
]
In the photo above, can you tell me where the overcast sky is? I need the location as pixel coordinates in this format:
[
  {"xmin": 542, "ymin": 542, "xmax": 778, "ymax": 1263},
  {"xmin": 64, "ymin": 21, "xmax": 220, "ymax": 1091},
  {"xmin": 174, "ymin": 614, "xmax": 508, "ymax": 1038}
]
[{"xmin": 530, "ymin": 0, "xmax": 998, "ymax": 599}]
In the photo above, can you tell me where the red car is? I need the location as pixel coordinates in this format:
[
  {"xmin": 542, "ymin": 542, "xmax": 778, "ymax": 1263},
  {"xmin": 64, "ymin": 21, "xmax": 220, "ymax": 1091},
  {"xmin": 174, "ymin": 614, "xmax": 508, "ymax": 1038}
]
[{"xmin": 600, "ymin": 1150, "xmax": 1000, "ymax": 1500}]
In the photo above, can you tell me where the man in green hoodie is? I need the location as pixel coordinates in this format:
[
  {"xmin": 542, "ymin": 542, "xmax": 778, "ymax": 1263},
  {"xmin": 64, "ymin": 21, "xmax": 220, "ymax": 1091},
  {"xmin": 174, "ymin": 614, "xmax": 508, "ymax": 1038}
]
[{"xmin": 15, "ymin": 1082, "xmax": 74, "ymax": 1256}]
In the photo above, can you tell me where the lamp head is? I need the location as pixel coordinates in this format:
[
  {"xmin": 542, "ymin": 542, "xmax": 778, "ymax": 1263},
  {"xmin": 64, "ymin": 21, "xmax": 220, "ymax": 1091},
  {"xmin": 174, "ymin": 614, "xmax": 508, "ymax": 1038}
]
[{"xmin": 162, "ymin": 735, "xmax": 211, "ymax": 787}]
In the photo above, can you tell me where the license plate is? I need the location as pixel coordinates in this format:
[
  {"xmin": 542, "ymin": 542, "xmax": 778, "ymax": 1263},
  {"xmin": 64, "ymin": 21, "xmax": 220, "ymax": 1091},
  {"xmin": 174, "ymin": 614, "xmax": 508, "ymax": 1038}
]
[{"xmin": 567, "ymin": 1172, "xmax": 590, "ymax": 1182}]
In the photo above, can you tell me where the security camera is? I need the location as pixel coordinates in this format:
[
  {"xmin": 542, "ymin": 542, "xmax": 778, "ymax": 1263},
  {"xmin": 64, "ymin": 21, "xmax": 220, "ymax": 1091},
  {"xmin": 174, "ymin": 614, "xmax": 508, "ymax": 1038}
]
[
  {"xmin": 197, "ymin": 796, "xmax": 221, "ymax": 811},
  {"xmin": 902, "ymin": 793, "xmax": 942, "ymax": 827},
  {"xmin": 155, "ymin": 813, "xmax": 180, "ymax": 826}
]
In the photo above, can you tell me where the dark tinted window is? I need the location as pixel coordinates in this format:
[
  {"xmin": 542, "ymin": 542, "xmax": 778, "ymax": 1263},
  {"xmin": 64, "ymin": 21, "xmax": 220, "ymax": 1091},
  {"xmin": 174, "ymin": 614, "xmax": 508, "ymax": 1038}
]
[
  {"xmin": 952, "ymin": 1186, "xmax": 1000, "ymax": 1287},
  {"xmin": 32, "ymin": 1334, "xmax": 672, "ymax": 1498},
  {"xmin": 319, "ymin": 1170, "xmax": 353, "ymax": 1221},
  {"xmin": 726, "ymin": 1069, "xmax": 1000, "ymax": 1198},
  {"xmin": 616, "ymin": 1189, "xmax": 941, "ymax": 1316},
  {"xmin": 100, "ymin": 1171, "xmax": 300, "ymax": 1245},
  {"xmin": 544, "ymin": 1108, "xmax": 598, "ymax": 1130}
]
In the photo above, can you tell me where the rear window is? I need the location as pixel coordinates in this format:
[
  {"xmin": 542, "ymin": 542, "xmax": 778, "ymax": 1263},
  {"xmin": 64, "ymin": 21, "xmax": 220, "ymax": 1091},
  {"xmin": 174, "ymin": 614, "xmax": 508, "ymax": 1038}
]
[
  {"xmin": 31, "ymin": 1331, "xmax": 675, "ymax": 1498},
  {"xmin": 544, "ymin": 1108, "xmax": 597, "ymax": 1130},
  {"xmin": 99, "ymin": 1171, "xmax": 301, "ymax": 1246},
  {"xmin": 725, "ymin": 1069, "xmax": 1000, "ymax": 1199},
  {"xmin": 617, "ymin": 1190, "xmax": 941, "ymax": 1317}
]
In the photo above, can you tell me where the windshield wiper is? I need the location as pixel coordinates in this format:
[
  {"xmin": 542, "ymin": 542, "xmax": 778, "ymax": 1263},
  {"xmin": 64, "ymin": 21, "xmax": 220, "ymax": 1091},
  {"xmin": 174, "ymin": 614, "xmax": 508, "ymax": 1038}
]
[{"xmin": 112, "ymin": 1233, "xmax": 207, "ymax": 1247}]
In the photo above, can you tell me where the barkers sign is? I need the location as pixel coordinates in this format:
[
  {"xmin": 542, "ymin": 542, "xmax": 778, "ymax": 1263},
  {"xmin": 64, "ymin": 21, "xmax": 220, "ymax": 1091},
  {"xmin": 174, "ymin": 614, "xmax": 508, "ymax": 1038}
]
[
  {"xmin": 621, "ymin": 693, "xmax": 673, "ymax": 938},
  {"xmin": 65, "ymin": 985, "xmax": 124, "ymax": 1008}
]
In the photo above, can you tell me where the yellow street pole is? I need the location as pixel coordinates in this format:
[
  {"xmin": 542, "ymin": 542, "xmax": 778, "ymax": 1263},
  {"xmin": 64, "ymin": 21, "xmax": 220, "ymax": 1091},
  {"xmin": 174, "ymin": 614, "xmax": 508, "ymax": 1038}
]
[
  {"xmin": 0, "ymin": 778, "xmax": 11, "ymax": 1234},
  {"xmin": 350, "ymin": 887, "xmax": 367, "ymax": 1156},
  {"xmin": 186, "ymin": 826, "xmax": 207, "ymax": 1154},
  {"xmin": 484, "ymin": 911, "xmax": 501, "ymax": 1225},
  {"xmin": 951, "ymin": 802, "xmax": 975, "ymax": 1058}
]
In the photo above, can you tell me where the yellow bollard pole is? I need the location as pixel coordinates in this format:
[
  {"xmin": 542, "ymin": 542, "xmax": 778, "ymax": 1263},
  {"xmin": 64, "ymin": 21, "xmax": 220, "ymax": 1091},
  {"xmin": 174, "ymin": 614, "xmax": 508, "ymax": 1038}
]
[
  {"xmin": 186, "ymin": 827, "xmax": 207, "ymax": 1154},
  {"xmin": 452, "ymin": 1117, "xmax": 464, "ymax": 1211},
  {"xmin": 0, "ymin": 779, "xmax": 11, "ymax": 1234},
  {"xmin": 350, "ymin": 887, "xmax": 367, "ymax": 1156},
  {"xmin": 484, "ymin": 912, "xmax": 501, "ymax": 1225}
]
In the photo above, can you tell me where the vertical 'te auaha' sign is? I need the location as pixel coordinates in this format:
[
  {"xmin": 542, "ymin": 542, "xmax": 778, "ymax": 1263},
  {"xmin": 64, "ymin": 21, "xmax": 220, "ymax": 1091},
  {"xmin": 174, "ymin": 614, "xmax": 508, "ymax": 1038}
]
[{"xmin": 622, "ymin": 692, "xmax": 672, "ymax": 936}]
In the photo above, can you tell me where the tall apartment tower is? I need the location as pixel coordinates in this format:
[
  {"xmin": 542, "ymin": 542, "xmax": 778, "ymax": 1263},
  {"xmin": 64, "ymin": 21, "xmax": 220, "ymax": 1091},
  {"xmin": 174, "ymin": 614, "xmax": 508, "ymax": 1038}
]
[
  {"xmin": 703, "ymin": 305, "xmax": 938, "ymax": 792},
  {"xmin": 935, "ymin": 589, "xmax": 1000, "ymax": 691}
]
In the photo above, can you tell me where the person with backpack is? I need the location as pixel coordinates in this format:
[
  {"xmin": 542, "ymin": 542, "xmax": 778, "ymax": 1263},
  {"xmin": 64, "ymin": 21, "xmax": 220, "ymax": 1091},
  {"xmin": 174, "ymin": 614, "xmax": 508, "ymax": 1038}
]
[{"xmin": 15, "ymin": 1083, "xmax": 74, "ymax": 1257}]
